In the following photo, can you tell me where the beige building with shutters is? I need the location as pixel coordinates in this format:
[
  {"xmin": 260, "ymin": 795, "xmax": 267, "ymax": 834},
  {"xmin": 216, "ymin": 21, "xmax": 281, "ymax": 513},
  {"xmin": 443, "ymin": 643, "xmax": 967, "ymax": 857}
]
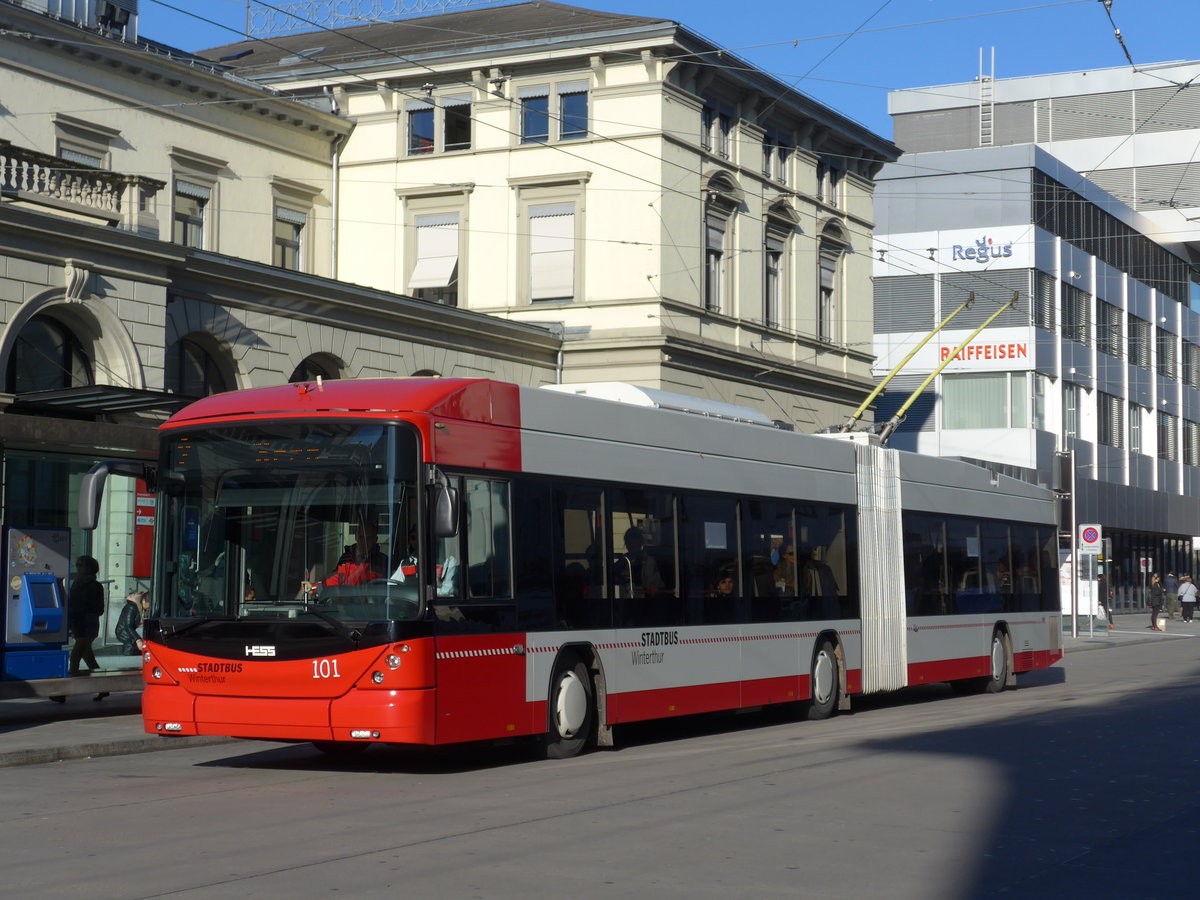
[{"xmin": 202, "ymin": 1, "xmax": 899, "ymax": 430}]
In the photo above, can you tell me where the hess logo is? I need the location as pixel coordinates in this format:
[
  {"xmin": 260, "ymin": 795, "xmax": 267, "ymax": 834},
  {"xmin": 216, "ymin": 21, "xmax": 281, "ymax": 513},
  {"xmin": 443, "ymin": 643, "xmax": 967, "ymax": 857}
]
[{"xmin": 244, "ymin": 645, "xmax": 276, "ymax": 657}]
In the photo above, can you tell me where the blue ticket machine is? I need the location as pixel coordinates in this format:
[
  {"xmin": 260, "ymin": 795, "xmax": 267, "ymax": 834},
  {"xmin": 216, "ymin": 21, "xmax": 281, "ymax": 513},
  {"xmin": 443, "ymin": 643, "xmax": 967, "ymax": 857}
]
[{"xmin": 2, "ymin": 527, "xmax": 71, "ymax": 680}]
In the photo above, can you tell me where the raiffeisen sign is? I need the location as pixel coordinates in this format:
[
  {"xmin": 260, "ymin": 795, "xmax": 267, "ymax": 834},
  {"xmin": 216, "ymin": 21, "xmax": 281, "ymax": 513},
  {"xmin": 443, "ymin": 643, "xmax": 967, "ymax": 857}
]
[
  {"xmin": 939, "ymin": 341, "xmax": 1028, "ymax": 362},
  {"xmin": 873, "ymin": 326, "xmax": 1036, "ymax": 376}
]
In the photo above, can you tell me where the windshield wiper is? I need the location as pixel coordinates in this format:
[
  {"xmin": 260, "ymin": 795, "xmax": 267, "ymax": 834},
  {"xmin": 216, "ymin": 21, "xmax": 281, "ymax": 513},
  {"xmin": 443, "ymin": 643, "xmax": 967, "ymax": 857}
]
[
  {"xmin": 161, "ymin": 616, "xmax": 233, "ymax": 637},
  {"xmin": 299, "ymin": 607, "xmax": 362, "ymax": 649}
]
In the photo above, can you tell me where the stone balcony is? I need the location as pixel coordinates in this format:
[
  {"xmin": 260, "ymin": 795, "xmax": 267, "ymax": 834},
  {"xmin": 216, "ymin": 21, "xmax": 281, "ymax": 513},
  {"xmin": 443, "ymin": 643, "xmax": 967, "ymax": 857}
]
[{"xmin": 0, "ymin": 139, "xmax": 164, "ymax": 236}]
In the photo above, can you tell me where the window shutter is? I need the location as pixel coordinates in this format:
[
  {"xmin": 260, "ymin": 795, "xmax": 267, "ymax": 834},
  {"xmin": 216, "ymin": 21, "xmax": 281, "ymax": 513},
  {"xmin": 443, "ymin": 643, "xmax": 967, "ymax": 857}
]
[
  {"xmin": 529, "ymin": 203, "xmax": 575, "ymax": 300},
  {"xmin": 409, "ymin": 213, "xmax": 459, "ymax": 290}
]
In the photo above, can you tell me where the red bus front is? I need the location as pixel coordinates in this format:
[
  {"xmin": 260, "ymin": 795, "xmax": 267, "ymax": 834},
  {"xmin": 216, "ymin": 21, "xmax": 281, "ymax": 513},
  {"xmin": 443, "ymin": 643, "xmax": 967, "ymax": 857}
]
[{"xmin": 141, "ymin": 391, "xmax": 535, "ymax": 750}]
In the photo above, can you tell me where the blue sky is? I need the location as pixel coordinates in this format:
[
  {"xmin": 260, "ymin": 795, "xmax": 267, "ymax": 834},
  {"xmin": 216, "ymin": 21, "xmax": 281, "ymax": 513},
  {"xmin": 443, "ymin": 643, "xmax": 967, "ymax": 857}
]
[{"xmin": 140, "ymin": 1, "xmax": 1199, "ymax": 138}]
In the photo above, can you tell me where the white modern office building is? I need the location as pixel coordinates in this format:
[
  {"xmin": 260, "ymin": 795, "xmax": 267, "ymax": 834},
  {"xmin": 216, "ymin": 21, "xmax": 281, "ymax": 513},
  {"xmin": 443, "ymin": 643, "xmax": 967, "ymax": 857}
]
[{"xmin": 876, "ymin": 66, "xmax": 1200, "ymax": 602}]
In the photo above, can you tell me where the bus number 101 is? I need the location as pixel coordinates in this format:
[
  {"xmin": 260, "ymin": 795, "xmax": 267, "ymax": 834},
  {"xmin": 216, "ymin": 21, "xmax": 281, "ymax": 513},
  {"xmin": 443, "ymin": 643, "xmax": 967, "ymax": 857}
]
[{"xmin": 312, "ymin": 658, "xmax": 341, "ymax": 679}]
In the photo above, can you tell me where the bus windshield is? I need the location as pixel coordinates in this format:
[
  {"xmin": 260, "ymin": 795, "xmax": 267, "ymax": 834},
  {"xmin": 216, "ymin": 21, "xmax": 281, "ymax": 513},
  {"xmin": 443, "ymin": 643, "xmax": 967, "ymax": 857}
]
[{"xmin": 157, "ymin": 422, "xmax": 422, "ymax": 625}]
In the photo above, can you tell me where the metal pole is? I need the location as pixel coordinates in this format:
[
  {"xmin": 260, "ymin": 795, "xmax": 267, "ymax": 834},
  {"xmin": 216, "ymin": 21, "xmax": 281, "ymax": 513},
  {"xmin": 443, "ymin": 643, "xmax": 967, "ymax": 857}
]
[
  {"xmin": 838, "ymin": 294, "xmax": 975, "ymax": 432},
  {"xmin": 877, "ymin": 292, "xmax": 1019, "ymax": 444},
  {"xmin": 1070, "ymin": 447, "xmax": 1078, "ymax": 639}
]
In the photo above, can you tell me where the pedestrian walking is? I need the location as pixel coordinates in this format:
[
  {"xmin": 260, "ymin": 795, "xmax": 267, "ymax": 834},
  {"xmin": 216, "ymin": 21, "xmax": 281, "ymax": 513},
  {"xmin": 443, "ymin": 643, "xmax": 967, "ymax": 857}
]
[
  {"xmin": 115, "ymin": 590, "xmax": 148, "ymax": 655},
  {"xmin": 1149, "ymin": 572, "xmax": 1166, "ymax": 631},
  {"xmin": 1179, "ymin": 574, "xmax": 1197, "ymax": 623},
  {"xmin": 67, "ymin": 555, "xmax": 105, "ymax": 675},
  {"xmin": 1163, "ymin": 572, "xmax": 1180, "ymax": 619}
]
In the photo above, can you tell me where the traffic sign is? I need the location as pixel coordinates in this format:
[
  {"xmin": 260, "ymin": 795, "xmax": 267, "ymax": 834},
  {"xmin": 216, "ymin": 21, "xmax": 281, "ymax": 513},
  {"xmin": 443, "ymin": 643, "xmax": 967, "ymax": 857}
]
[{"xmin": 1079, "ymin": 523, "xmax": 1102, "ymax": 555}]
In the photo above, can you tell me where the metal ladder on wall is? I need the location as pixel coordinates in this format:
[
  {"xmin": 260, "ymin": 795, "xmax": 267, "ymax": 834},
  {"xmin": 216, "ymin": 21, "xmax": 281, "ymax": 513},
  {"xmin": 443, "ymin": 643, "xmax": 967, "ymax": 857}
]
[{"xmin": 978, "ymin": 47, "xmax": 995, "ymax": 147}]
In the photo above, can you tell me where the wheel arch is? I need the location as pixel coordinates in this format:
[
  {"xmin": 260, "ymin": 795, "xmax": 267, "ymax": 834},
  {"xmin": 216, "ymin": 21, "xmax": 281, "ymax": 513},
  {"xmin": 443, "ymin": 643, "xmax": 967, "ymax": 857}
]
[
  {"xmin": 548, "ymin": 642, "xmax": 612, "ymax": 748},
  {"xmin": 992, "ymin": 621, "xmax": 1016, "ymax": 688},
  {"xmin": 810, "ymin": 629, "xmax": 851, "ymax": 713}
]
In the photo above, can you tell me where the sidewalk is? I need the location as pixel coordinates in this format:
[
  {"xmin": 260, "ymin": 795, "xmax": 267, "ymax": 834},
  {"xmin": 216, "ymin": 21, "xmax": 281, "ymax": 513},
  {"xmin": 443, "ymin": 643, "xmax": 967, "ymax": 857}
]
[{"xmin": 0, "ymin": 618, "xmax": 1193, "ymax": 767}]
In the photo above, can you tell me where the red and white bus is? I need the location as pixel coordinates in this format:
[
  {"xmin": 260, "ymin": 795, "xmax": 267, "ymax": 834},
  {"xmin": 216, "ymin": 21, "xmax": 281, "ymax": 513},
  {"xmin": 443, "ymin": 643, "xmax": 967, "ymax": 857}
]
[{"xmin": 81, "ymin": 378, "xmax": 1062, "ymax": 758}]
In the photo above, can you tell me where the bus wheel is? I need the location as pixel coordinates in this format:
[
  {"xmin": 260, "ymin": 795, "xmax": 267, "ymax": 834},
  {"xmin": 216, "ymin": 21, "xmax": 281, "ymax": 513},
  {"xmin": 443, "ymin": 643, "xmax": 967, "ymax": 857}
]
[
  {"xmin": 984, "ymin": 630, "xmax": 1010, "ymax": 694},
  {"xmin": 807, "ymin": 640, "xmax": 840, "ymax": 720},
  {"xmin": 312, "ymin": 741, "xmax": 370, "ymax": 758},
  {"xmin": 542, "ymin": 655, "xmax": 595, "ymax": 759}
]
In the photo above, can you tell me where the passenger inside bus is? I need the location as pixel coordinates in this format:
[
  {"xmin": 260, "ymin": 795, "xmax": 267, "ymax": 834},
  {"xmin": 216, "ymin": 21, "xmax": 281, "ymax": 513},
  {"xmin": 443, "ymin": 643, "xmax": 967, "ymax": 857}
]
[{"xmin": 615, "ymin": 526, "xmax": 664, "ymax": 598}]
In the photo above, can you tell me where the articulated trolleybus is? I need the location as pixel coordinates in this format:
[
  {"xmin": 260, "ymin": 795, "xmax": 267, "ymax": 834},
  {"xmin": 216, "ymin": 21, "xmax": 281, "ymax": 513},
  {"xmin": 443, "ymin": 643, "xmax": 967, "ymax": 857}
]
[{"xmin": 81, "ymin": 378, "xmax": 1061, "ymax": 758}]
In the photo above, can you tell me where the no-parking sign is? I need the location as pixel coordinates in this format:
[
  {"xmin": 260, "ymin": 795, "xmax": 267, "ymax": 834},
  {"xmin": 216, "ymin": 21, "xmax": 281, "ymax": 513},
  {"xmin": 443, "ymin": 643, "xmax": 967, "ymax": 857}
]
[{"xmin": 1079, "ymin": 523, "xmax": 1103, "ymax": 555}]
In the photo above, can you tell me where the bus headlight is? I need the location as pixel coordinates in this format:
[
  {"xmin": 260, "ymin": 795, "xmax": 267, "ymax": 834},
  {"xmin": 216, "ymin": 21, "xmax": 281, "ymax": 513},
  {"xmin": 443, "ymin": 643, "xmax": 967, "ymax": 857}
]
[
  {"xmin": 372, "ymin": 671, "xmax": 385, "ymax": 684},
  {"xmin": 152, "ymin": 667, "xmax": 163, "ymax": 680},
  {"xmin": 385, "ymin": 654, "xmax": 402, "ymax": 670}
]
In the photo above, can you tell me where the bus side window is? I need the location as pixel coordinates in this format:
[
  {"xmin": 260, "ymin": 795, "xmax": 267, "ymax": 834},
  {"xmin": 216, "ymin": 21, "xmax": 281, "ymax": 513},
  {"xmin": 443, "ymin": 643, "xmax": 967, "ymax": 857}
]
[{"xmin": 464, "ymin": 478, "xmax": 510, "ymax": 600}]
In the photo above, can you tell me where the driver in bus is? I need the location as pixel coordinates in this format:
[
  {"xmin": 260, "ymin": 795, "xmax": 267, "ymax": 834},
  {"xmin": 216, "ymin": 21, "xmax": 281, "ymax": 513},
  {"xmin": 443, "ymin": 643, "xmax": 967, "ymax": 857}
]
[{"xmin": 307, "ymin": 512, "xmax": 388, "ymax": 596}]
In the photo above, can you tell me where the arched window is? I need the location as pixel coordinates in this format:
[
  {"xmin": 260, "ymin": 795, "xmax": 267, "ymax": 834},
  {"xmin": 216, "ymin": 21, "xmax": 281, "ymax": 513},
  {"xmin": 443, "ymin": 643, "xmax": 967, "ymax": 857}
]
[
  {"xmin": 818, "ymin": 222, "xmax": 849, "ymax": 343},
  {"xmin": 288, "ymin": 355, "xmax": 339, "ymax": 384},
  {"xmin": 703, "ymin": 171, "xmax": 744, "ymax": 315},
  {"xmin": 764, "ymin": 198, "xmax": 799, "ymax": 329},
  {"xmin": 169, "ymin": 337, "xmax": 229, "ymax": 399},
  {"xmin": 6, "ymin": 315, "xmax": 92, "ymax": 394}
]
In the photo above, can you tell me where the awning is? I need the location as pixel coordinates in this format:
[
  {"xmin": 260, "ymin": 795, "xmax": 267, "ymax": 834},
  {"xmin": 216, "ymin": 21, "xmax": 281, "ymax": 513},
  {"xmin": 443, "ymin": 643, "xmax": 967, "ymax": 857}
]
[{"xmin": 11, "ymin": 385, "xmax": 191, "ymax": 414}]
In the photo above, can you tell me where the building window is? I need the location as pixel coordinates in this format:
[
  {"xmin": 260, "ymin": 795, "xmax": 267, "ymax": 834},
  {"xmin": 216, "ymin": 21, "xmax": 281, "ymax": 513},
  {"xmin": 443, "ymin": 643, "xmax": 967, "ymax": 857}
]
[
  {"xmin": 1158, "ymin": 411, "xmax": 1179, "ymax": 462},
  {"xmin": 5, "ymin": 316, "xmax": 92, "ymax": 394},
  {"xmin": 716, "ymin": 113, "xmax": 732, "ymax": 159},
  {"xmin": 1033, "ymin": 170, "xmax": 1189, "ymax": 304},
  {"xmin": 943, "ymin": 373, "xmax": 1028, "ymax": 429},
  {"xmin": 818, "ymin": 239, "xmax": 843, "ymax": 342},
  {"xmin": 1061, "ymin": 283, "xmax": 1090, "ymax": 345},
  {"xmin": 1033, "ymin": 374, "xmax": 1049, "ymax": 430},
  {"xmin": 1063, "ymin": 383, "xmax": 1082, "ymax": 440},
  {"xmin": 58, "ymin": 146, "xmax": 105, "ymax": 168},
  {"xmin": 764, "ymin": 231, "xmax": 785, "ymax": 328},
  {"xmin": 1186, "ymin": 420, "xmax": 1200, "ymax": 467},
  {"xmin": 170, "ymin": 337, "xmax": 229, "ymax": 399},
  {"xmin": 273, "ymin": 207, "xmax": 305, "ymax": 271},
  {"xmin": 1128, "ymin": 316, "xmax": 1151, "ymax": 368},
  {"xmin": 408, "ymin": 212, "xmax": 460, "ymax": 306},
  {"xmin": 1185, "ymin": 341, "xmax": 1200, "ymax": 388},
  {"xmin": 1098, "ymin": 391, "xmax": 1124, "ymax": 448},
  {"xmin": 1034, "ymin": 272, "xmax": 1056, "ymax": 329},
  {"xmin": 1157, "ymin": 328, "xmax": 1178, "ymax": 379},
  {"xmin": 289, "ymin": 355, "xmax": 339, "ymax": 383},
  {"xmin": 761, "ymin": 133, "xmax": 792, "ymax": 186},
  {"xmin": 557, "ymin": 82, "xmax": 588, "ymax": 140},
  {"xmin": 520, "ymin": 86, "xmax": 551, "ymax": 143},
  {"xmin": 52, "ymin": 114, "xmax": 118, "ymax": 171},
  {"xmin": 705, "ymin": 212, "xmax": 727, "ymax": 313},
  {"xmin": 1130, "ymin": 403, "xmax": 1143, "ymax": 455},
  {"xmin": 172, "ymin": 181, "xmax": 209, "ymax": 249},
  {"xmin": 528, "ymin": 203, "xmax": 575, "ymax": 301},
  {"xmin": 406, "ymin": 96, "xmax": 471, "ymax": 155},
  {"xmin": 700, "ymin": 106, "xmax": 714, "ymax": 152},
  {"xmin": 443, "ymin": 95, "xmax": 471, "ymax": 151},
  {"xmin": 407, "ymin": 103, "xmax": 435, "ymax": 155},
  {"xmin": 1097, "ymin": 300, "xmax": 1122, "ymax": 357},
  {"xmin": 817, "ymin": 158, "xmax": 843, "ymax": 207}
]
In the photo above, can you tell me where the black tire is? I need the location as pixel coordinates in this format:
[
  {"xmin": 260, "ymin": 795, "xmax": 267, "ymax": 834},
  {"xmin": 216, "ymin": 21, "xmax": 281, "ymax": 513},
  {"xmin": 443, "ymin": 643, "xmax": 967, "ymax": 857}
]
[
  {"xmin": 312, "ymin": 740, "xmax": 370, "ymax": 758},
  {"xmin": 806, "ymin": 640, "xmax": 840, "ymax": 720},
  {"xmin": 541, "ymin": 655, "xmax": 595, "ymax": 759},
  {"xmin": 984, "ymin": 630, "xmax": 1010, "ymax": 694}
]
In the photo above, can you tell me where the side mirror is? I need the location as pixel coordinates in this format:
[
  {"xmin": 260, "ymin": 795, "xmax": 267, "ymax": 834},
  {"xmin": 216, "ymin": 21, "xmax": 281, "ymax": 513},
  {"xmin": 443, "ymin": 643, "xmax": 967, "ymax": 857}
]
[
  {"xmin": 79, "ymin": 461, "xmax": 157, "ymax": 531},
  {"xmin": 430, "ymin": 471, "xmax": 459, "ymax": 538}
]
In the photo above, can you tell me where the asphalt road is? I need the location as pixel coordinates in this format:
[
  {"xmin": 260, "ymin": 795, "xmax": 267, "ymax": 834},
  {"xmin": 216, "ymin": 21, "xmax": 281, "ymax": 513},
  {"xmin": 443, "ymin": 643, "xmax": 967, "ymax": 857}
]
[{"xmin": 6, "ymin": 639, "xmax": 1199, "ymax": 900}]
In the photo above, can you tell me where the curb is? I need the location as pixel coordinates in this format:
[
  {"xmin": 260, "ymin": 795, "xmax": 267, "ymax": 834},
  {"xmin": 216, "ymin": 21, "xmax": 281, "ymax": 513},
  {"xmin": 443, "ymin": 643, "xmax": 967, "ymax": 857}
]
[
  {"xmin": 1064, "ymin": 632, "xmax": 1191, "ymax": 653},
  {"xmin": 0, "ymin": 734, "xmax": 237, "ymax": 768}
]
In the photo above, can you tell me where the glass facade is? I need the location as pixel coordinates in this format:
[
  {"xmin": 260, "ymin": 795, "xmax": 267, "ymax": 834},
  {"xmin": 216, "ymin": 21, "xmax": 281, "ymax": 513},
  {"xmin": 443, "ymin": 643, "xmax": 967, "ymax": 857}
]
[{"xmin": 3, "ymin": 449, "xmax": 142, "ymax": 656}]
